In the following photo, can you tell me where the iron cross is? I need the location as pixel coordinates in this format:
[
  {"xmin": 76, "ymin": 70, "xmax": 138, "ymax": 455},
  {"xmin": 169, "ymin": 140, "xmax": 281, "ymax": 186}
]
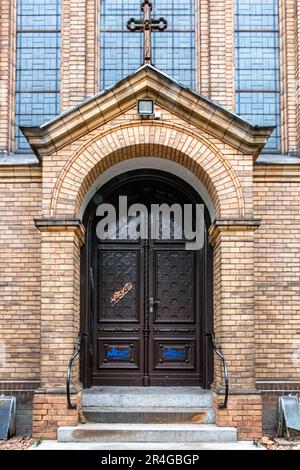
[{"xmin": 127, "ymin": 0, "xmax": 168, "ymax": 65}]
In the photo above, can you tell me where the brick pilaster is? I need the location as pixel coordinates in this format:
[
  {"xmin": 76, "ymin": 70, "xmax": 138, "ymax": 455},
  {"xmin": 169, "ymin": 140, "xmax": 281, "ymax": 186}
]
[
  {"xmin": 197, "ymin": 0, "xmax": 235, "ymax": 111},
  {"xmin": 0, "ymin": 0, "xmax": 16, "ymax": 152},
  {"xmin": 36, "ymin": 220, "xmax": 85, "ymax": 388},
  {"xmin": 196, "ymin": 0, "xmax": 210, "ymax": 97},
  {"xmin": 296, "ymin": 1, "xmax": 300, "ymax": 153},
  {"xmin": 32, "ymin": 220, "xmax": 85, "ymax": 438},
  {"xmin": 279, "ymin": 0, "xmax": 298, "ymax": 154},
  {"xmin": 209, "ymin": 219, "xmax": 262, "ymax": 439},
  {"xmin": 61, "ymin": 0, "xmax": 99, "ymax": 111},
  {"xmin": 86, "ymin": 0, "xmax": 100, "ymax": 97}
]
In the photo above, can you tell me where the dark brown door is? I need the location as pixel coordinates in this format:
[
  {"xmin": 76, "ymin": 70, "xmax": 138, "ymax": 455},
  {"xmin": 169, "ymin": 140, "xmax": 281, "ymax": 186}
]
[
  {"xmin": 148, "ymin": 243, "xmax": 202, "ymax": 385},
  {"xmin": 95, "ymin": 240, "xmax": 146, "ymax": 385},
  {"xmin": 81, "ymin": 171, "xmax": 212, "ymax": 387}
]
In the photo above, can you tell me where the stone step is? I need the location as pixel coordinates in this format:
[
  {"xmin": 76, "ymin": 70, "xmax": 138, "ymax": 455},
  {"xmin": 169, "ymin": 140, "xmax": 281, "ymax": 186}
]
[
  {"xmin": 83, "ymin": 387, "xmax": 212, "ymax": 408},
  {"xmin": 57, "ymin": 423, "xmax": 237, "ymax": 443},
  {"xmin": 83, "ymin": 406, "xmax": 215, "ymax": 424}
]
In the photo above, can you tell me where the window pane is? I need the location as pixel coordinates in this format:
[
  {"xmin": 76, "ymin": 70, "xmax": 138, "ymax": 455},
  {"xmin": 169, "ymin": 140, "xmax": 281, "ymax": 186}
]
[
  {"xmin": 235, "ymin": 0, "xmax": 281, "ymax": 152},
  {"xmin": 16, "ymin": 92, "xmax": 60, "ymax": 150},
  {"xmin": 16, "ymin": 0, "xmax": 61, "ymax": 151},
  {"xmin": 17, "ymin": 0, "xmax": 61, "ymax": 30},
  {"xmin": 235, "ymin": 0, "xmax": 278, "ymax": 30}
]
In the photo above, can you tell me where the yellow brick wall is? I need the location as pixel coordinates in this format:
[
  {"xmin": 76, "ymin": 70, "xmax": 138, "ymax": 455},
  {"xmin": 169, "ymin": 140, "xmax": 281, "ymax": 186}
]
[
  {"xmin": 254, "ymin": 165, "xmax": 300, "ymax": 381},
  {"xmin": 0, "ymin": 168, "xmax": 42, "ymax": 381}
]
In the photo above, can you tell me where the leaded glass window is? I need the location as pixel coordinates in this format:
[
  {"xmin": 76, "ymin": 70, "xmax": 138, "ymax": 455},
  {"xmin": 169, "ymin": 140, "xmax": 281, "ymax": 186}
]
[
  {"xmin": 235, "ymin": 0, "xmax": 281, "ymax": 152},
  {"xmin": 16, "ymin": 0, "xmax": 61, "ymax": 151},
  {"xmin": 100, "ymin": 0, "xmax": 195, "ymax": 90}
]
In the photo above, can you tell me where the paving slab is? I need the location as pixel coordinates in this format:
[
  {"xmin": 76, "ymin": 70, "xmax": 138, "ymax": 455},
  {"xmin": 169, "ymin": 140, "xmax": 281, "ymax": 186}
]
[{"xmin": 30, "ymin": 440, "xmax": 263, "ymax": 451}]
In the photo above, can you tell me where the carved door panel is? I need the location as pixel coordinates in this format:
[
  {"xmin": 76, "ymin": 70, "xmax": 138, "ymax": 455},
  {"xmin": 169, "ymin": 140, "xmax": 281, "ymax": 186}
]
[
  {"xmin": 148, "ymin": 244, "xmax": 202, "ymax": 385},
  {"xmin": 92, "ymin": 242, "xmax": 145, "ymax": 385}
]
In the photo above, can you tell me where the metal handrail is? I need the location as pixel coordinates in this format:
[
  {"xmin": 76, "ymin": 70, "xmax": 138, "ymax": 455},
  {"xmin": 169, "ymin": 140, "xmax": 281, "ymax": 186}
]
[
  {"xmin": 66, "ymin": 332, "xmax": 84, "ymax": 410},
  {"xmin": 206, "ymin": 332, "xmax": 229, "ymax": 409}
]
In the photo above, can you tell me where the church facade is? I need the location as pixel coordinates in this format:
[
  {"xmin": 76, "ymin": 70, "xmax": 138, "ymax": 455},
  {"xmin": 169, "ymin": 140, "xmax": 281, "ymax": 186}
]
[{"xmin": 0, "ymin": 0, "xmax": 300, "ymax": 441}]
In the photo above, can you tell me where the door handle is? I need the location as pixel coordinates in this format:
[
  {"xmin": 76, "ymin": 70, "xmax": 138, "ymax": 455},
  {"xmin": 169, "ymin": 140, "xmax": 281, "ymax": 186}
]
[{"xmin": 149, "ymin": 298, "xmax": 160, "ymax": 313}]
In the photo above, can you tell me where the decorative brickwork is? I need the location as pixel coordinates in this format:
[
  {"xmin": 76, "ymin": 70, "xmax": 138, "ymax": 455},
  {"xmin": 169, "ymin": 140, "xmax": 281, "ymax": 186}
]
[{"xmin": 51, "ymin": 122, "xmax": 245, "ymax": 220}]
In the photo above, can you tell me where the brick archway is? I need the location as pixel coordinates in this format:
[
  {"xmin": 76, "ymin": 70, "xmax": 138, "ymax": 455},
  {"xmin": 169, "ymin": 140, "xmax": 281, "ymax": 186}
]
[
  {"xmin": 34, "ymin": 120, "xmax": 262, "ymax": 441},
  {"xmin": 50, "ymin": 122, "xmax": 245, "ymax": 220}
]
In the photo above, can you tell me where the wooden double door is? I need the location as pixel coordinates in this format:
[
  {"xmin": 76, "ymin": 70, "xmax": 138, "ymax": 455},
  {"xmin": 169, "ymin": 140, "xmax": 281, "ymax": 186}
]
[{"xmin": 81, "ymin": 171, "xmax": 213, "ymax": 387}]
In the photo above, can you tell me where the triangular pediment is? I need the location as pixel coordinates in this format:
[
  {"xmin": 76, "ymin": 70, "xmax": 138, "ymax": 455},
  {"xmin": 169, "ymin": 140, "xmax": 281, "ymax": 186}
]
[{"xmin": 21, "ymin": 64, "xmax": 274, "ymax": 161}]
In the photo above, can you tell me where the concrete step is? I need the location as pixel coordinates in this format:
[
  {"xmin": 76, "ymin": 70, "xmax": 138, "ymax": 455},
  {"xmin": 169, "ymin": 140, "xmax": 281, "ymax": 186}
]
[
  {"xmin": 83, "ymin": 406, "xmax": 216, "ymax": 424},
  {"xmin": 83, "ymin": 387, "xmax": 212, "ymax": 408},
  {"xmin": 57, "ymin": 423, "xmax": 237, "ymax": 443}
]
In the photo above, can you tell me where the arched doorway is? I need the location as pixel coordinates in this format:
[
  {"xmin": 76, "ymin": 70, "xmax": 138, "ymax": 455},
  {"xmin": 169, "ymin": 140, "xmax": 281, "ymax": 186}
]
[{"xmin": 80, "ymin": 170, "xmax": 213, "ymax": 388}]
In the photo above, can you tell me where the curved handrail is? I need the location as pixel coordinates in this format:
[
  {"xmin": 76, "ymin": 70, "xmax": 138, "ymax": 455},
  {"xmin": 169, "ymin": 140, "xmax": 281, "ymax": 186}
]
[
  {"xmin": 206, "ymin": 332, "xmax": 229, "ymax": 409},
  {"xmin": 66, "ymin": 333, "xmax": 83, "ymax": 410}
]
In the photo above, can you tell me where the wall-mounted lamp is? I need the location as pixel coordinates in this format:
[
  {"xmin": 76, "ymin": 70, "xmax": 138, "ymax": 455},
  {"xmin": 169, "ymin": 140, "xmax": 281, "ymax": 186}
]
[{"xmin": 137, "ymin": 99, "xmax": 154, "ymax": 117}]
